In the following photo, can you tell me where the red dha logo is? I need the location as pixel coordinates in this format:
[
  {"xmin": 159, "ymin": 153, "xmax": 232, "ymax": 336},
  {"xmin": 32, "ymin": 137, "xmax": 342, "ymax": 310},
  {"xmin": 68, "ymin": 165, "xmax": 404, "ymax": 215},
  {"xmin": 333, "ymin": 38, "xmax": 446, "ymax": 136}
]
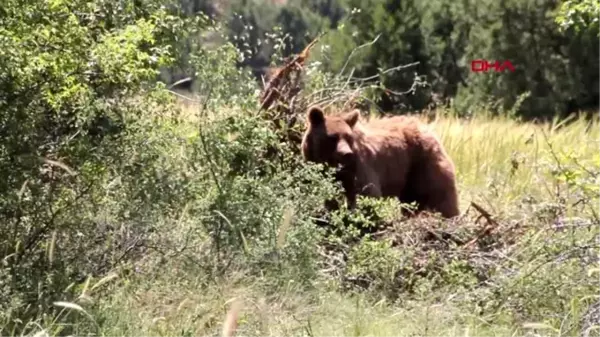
[{"xmin": 471, "ymin": 60, "xmax": 515, "ymax": 73}]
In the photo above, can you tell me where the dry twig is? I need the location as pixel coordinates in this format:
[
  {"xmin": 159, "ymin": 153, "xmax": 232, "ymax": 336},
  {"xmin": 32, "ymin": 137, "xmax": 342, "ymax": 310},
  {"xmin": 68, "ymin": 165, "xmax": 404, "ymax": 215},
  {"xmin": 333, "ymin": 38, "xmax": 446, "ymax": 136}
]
[{"xmin": 463, "ymin": 201, "xmax": 500, "ymax": 250}]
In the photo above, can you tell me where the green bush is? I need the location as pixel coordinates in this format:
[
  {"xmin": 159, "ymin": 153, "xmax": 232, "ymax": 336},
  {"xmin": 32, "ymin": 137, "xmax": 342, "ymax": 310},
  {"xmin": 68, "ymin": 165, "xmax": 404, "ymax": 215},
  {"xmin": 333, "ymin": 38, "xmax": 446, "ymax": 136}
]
[
  {"xmin": 0, "ymin": 0, "xmax": 210, "ymax": 333},
  {"xmin": 0, "ymin": 2, "xmax": 345, "ymax": 333}
]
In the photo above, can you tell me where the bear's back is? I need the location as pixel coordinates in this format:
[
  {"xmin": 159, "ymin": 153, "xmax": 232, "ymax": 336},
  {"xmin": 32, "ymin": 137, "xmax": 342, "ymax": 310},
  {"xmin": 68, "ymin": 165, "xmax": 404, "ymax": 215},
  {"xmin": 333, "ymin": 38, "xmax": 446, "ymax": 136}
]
[
  {"xmin": 355, "ymin": 114, "xmax": 424, "ymax": 148},
  {"xmin": 349, "ymin": 115, "xmax": 427, "ymax": 196}
]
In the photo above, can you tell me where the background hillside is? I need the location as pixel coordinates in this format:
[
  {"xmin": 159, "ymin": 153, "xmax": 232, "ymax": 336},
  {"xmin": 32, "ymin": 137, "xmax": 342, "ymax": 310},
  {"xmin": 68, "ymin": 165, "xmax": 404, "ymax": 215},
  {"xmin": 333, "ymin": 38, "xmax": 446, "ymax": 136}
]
[
  {"xmin": 0, "ymin": 0, "xmax": 598, "ymax": 336},
  {"xmin": 167, "ymin": 0, "xmax": 599, "ymax": 120}
]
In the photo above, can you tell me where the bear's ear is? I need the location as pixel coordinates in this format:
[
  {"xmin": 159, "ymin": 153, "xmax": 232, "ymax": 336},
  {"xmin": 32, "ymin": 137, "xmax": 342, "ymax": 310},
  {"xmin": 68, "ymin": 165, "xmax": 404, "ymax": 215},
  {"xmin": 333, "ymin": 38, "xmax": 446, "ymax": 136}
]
[
  {"xmin": 307, "ymin": 106, "xmax": 325, "ymax": 126},
  {"xmin": 343, "ymin": 109, "xmax": 360, "ymax": 128}
]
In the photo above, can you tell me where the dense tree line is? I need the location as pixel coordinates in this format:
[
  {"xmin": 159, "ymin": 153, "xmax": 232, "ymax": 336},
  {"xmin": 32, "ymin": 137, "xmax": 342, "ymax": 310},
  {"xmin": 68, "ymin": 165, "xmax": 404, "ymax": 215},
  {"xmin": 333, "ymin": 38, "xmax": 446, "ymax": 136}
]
[{"xmin": 168, "ymin": 0, "xmax": 598, "ymax": 120}]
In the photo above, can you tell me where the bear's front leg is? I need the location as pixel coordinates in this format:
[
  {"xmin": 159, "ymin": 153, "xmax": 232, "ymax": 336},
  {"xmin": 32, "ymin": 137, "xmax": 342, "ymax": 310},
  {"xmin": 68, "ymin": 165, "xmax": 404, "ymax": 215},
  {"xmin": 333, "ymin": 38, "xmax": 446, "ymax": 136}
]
[
  {"xmin": 345, "ymin": 189, "xmax": 357, "ymax": 210},
  {"xmin": 340, "ymin": 173, "xmax": 357, "ymax": 210},
  {"xmin": 334, "ymin": 161, "xmax": 358, "ymax": 211}
]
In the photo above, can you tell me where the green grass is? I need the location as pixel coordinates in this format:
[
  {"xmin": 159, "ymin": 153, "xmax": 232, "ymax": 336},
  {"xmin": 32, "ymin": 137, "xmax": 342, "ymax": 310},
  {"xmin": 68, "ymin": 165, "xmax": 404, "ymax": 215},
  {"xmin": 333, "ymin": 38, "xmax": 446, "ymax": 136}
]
[{"xmin": 18, "ymin": 106, "xmax": 600, "ymax": 337}]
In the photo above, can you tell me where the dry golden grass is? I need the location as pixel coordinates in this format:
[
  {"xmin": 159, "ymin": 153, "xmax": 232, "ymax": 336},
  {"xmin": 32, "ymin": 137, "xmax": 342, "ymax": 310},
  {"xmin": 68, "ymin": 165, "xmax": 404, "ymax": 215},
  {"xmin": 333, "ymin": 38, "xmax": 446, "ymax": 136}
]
[{"xmin": 428, "ymin": 111, "xmax": 599, "ymax": 213}]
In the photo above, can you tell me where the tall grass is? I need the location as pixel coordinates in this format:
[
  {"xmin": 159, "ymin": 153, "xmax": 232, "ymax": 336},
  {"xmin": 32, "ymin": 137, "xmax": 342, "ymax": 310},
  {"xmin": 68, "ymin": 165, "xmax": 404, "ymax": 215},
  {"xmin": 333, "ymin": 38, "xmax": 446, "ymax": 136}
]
[{"xmin": 430, "ymin": 111, "xmax": 599, "ymax": 213}]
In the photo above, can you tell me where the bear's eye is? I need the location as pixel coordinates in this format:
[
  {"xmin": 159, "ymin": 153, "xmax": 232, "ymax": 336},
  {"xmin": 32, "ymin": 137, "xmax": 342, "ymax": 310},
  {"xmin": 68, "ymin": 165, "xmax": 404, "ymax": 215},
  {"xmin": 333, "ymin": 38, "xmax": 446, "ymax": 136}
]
[{"xmin": 345, "ymin": 136, "xmax": 353, "ymax": 147}]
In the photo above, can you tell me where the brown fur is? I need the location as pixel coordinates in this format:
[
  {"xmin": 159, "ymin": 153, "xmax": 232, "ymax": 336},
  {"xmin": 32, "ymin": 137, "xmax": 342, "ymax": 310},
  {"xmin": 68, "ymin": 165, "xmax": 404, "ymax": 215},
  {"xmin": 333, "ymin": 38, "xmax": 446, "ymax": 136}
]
[{"xmin": 300, "ymin": 105, "xmax": 460, "ymax": 218}]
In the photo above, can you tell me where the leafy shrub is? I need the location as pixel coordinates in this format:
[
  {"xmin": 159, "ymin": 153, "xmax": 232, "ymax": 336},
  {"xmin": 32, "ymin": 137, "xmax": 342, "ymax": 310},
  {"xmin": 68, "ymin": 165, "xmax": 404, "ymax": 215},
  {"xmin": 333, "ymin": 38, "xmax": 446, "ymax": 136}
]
[{"xmin": 0, "ymin": 0, "xmax": 209, "ymax": 332}]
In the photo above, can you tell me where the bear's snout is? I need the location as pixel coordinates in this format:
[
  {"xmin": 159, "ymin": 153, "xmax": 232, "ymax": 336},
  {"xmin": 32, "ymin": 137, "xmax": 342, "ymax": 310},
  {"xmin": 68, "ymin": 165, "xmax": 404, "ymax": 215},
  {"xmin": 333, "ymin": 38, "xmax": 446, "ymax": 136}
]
[{"xmin": 335, "ymin": 141, "xmax": 355, "ymax": 167}]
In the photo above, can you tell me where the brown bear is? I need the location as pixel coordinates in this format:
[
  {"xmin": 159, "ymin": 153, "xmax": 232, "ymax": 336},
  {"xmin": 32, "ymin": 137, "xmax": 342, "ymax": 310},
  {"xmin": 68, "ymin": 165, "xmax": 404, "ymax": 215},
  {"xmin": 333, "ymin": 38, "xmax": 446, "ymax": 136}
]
[{"xmin": 300, "ymin": 105, "xmax": 460, "ymax": 218}]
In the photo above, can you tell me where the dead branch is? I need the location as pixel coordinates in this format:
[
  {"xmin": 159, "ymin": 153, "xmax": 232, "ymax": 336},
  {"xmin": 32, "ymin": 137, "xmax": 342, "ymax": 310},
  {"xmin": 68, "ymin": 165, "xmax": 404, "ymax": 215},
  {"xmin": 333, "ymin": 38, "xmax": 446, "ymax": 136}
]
[
  {"xmin": 259, "ymin": 32, "xmax": 325, "ymax": 112},
  {"xmin": 463, "ymin": 201, "xmax": 500, "ymax": 250}
]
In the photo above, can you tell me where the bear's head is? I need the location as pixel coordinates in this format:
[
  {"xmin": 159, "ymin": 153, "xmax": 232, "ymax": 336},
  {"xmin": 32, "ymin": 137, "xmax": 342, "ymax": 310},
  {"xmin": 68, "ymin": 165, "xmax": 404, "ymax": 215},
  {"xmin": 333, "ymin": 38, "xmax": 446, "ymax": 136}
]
[{"xmin": 300, "ymin": 105, "xmax": 360, "ymax": 170}]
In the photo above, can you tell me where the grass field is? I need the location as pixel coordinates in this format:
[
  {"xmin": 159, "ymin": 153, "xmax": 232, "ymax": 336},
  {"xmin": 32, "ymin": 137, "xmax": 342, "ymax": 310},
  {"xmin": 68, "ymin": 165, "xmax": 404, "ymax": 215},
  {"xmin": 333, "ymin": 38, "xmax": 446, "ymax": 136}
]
[{"xmin": 16, "ymin": 104, "xmax": 600, "ymax": 337}]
